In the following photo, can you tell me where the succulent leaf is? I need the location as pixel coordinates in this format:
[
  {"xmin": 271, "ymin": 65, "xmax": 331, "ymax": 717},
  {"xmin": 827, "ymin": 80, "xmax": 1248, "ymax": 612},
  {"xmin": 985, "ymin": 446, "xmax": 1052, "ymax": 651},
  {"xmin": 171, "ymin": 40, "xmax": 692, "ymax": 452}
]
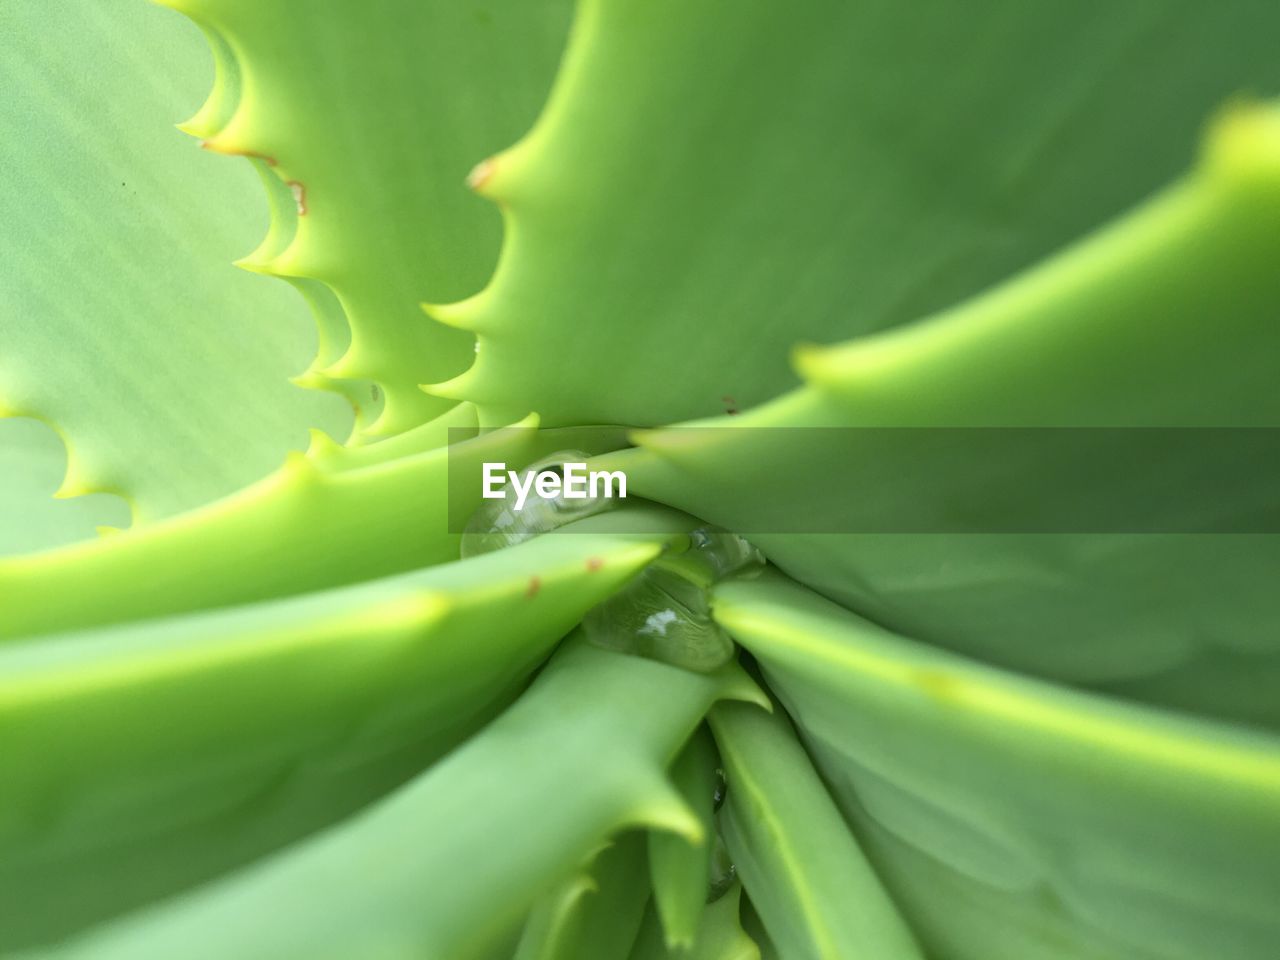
[
  {"xmin": 0, "ymin": 416, "xmax": 538, "ymax": 638},
  {"xmin": 708, "ymin": 700, "xmax": 924, "ymax": 960},
  {"xmin": 515, "ymin": 832, "xmax": 652, "ymax": 960},
  {"xmin": 628, "ymin": 884, "xmax": 760, "ymax": 960},
  {"xmin": 434, "ymin": 0, "xmax": 1280, "ymax": 427},
  {"xmin": 42, "ymin": 640, "xmax": 764, "ymax": 960},
  {"xmin": 0, "ymin": 529, "xmax": 660, "ymax": 947},
  {"xmin": 646, "ymin": 727, "xmax": 720, "ymax": 949},
  {"xmin": 614, "ymin": 106, "xmax": 1280, "ymax": 728},
  {"xmin": 2, "ymin": 1, "xmax": 1278, "ymax": 955},
  {"xmin": 165, "ymin": 0, "xmax": 573, "ymax": 438},
  {"xmin": 0, "ymin": 419, "xmax": 129, "ymax": 556},
  {"xmin": 0, "ymin": 1, "xmax": 348, "ymax": 523},
  {"xmin": 714, "ymin": 571, "xmax": 1280, "ymax": 960}
]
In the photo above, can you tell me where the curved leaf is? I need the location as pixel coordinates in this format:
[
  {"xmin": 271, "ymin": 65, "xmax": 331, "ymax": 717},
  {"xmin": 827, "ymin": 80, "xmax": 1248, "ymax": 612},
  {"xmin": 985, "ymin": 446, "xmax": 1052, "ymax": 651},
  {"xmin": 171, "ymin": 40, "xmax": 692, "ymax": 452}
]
[
  {"xmin": 0, "ymin": 419, "xmax": 128, "ymax": 556},
  {"xmin": 0, "ymin": 416, "xmax": 537, "ymax": 638},
  {"xmin": 167, "ymin": 0, "xmax": 573, "ymax": 437},
  {"xmin": 628, "ymin": 885, "xmax": 760, "ymax": 960},
  {"xmin": 647, "ymin": 728, "xmax": 719, "ymax": 949},
  {"xmin": 708, "ymin": 700, "xmax": 923, "ymax": 960},
  {"xmin": 432, "ymin": 0, "xmax": 1280, "ymax": 427},
  {"xmin": 0, "ymin": 0, "xmax": 347, "ymax": 521},
  {"xmin": 44, "ymin": 640, "xmax": 764, "ymax": 960},
  {"xmin": 0, "ymin": 530, "xmax": 662, "ymax": 948},
  {"xmin": 715, "ymin": 572, "xmax": 1280, "ymax": 960},
  {"xmin": 515, "ymin": 832, "xmax": 651, "ymax": 960},
  {"xmin": 610, "ymin": 104, "xmax": 1280, "ymax": 728}
]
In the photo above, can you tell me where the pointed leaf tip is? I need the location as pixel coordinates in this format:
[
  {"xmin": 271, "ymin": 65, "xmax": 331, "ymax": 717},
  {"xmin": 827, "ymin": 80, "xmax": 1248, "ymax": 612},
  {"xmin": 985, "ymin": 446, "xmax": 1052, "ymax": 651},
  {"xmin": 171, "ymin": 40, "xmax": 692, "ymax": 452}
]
[
  {"xmin": 421, "ymin": 365, "xmax": 481, "ymax": 402},
  {"xmin": 1203, "ymin": 100, "xmax": 1280, "ymax": 192},
  {"xmin": 466, "ymin": 157, "xmax": 495, "ymax": 189},
  {"xmin": 630, "ymin": 769, "xmax": 705, "ymax": 845},
  {"xmin": 421, "ymin": 297, "xmax": 485, "ymax": 333}
]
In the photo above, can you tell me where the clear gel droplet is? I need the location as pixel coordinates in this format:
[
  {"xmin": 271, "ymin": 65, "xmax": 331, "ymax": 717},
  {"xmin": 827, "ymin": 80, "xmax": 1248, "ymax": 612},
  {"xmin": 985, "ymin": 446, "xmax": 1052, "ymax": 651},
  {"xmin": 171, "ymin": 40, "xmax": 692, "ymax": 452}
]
[
  {"xmin": 707, "ymin": 833, "xmax": 737, "ymax": 903},
  {"xmin": 582, "ymin": 565, "xmax": 735, "ymax": 671},
  {"xmin": 582, "ymin": 525, "xmax": 765, "ymax": 672},
  {"xmin": 460, "ymin": 450, "xmax": 617, "ymax": 559},
  {"xmin": 689, "ymin": 526, "xmax": 766, "ymax": 580}
]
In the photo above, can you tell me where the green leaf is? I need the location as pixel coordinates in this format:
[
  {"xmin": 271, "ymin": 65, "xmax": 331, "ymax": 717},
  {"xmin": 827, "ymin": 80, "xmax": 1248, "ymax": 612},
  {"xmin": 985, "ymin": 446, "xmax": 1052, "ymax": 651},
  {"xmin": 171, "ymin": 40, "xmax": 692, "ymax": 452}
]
[
  {"xmin": 166, "ymin": 0, "xmax": 573, "ymax": 437},
  {"xmin": 708, "ymin": 701, "xmax": 923, "ymax": 960},
  {"xmin": 628, "ymin": 885, "xmax": 760, "ymax": 960},
  {"xmin": 0, "ymin": 0, "xmax": 347, "ymax": 521},
  {"xmin": 738, "ymin": 898, "xmax": 780, "ymax": 960},
  {"xmin": 0, "ymin": 530, "xmax": 661, "ymax": 948},
  {"xmin": 515, "ymin": 832, "xmax": 651, "ymax": 960},
  {"xmin": 432, "ymin": 0, "xmax": 1280, "ymax": 427},
  {"xmin": 0, "ymin": 419, "xmax": 128, "ymax": 556},
  {"xmin": 610, "ymin": 105, "xmax": 1280, "ymax": 728},
  {"xmin": 647, "ymin": 728, "xmax": 720, "ymax": 949},
  {"xmin": 0, "ymin": 416, "xmax": 536, "ymax": 638},
  {"xmin": 44, "ymin": 640, "xmax": 765, "ymax": 960},
  {"xmin": 715, "ymin": 571, "xmax": 1280, "ymax": 960}
]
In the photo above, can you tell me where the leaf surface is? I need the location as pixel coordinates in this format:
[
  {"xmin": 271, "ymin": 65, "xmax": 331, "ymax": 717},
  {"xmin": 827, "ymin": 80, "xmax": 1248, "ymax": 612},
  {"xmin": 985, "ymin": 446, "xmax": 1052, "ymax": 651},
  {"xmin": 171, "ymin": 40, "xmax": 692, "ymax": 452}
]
[
  {"xmin": 611, "ymin": 107, "xmax": 1280, "ymax": 728},
  {"xmin": 0, "ymin": 420, "xmax": 128, "ymax": 556},
  {"xmin": 715, "ymin": 572, "xmax": 1280, "ymax": 960},
  {"xmin": 45, "ymin": 641, "xmax": 764, "ymax": 960},
  {"xmin": 647, "ymin": 728, "xmax": 719, "ymax": 949},
  {"xmin": 708, "ymin": 701, "xmax": 923, "ymax": 960},
  {"xmin": 0, "ymin": 0, "xmax": 347, "ymax": 521},
  {"xmin": 168, "ymin": 0, "xmax": 573, "ymax": 437},
  {"xmin": 515, "ymin": 832, "xmax": 651, "ymax": 960},
  {"xmin": 0, "ymin": 531, "xmax": 660, "ymax": 948},
  {"xmin": 627, "ymin": 885, "xmax": 760, "ymax": 960},
  {"xmin": 0, "ymin": 417, "xmax": 537, "ymax": 638},
  {"xmin": 434, "ymin": 0, "xmax": 1280, "ymax": 427}
]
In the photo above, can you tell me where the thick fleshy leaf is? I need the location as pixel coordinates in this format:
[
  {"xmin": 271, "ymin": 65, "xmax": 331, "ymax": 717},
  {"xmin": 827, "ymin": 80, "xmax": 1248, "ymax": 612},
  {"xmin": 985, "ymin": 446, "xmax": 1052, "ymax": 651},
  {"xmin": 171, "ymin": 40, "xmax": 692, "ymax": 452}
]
[
  {"xmin": 647, "ymin": 728, "xmax": 719, "ymax": 949},
  {"xmin": 44, "ymin": 641, "xmax": 764, "ymax": 960},
  {"xmin": 628, "ymin": 886, "xmax": 760, "ymax": 960},
  {"xmin": 166, "ymin": 0, "xmax": 573, "ymax": 437},
  {"xmin": 432, "ymin": 0, "xmax": 1280, "ymax": 427},
  {"xmin": 715, "ymin": 572, "xmax": 1280, "ymax": 960},
  {"xmin": 514, "ymin": 832, "xmax": 651, "ymax": 960},
  {"xmin": 0, "ymin": 419, "xmax": 128, "ymax": 556},
  {"xmin": 0, "ymin": 530, "xmax": 662, "ymax": 948},
  {"xmin": 738, "ymin": 899, "xmax": 780, "ymax": 960},
  {"xmin": 609, "ymin": 105, "xmax": 1280, "ymax": 729},
  {"xmin": 0, "ymin": 0, "xmax": 347, "ymax": 521},
  {"xmin": 0, "ymin": 416, "xmax": 542, "ymax": 638},
  {"xmin": 708, "ymin": 701, "xmax": 923, "ymax": 960}
]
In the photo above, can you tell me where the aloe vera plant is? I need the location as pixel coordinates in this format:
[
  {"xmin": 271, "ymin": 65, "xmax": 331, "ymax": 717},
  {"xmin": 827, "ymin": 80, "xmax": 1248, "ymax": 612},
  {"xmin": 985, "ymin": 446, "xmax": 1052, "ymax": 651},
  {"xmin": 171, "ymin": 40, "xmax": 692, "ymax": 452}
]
[{"xmin": 2, "ymin": 1, "xmax": 1278, "ymax": 958}]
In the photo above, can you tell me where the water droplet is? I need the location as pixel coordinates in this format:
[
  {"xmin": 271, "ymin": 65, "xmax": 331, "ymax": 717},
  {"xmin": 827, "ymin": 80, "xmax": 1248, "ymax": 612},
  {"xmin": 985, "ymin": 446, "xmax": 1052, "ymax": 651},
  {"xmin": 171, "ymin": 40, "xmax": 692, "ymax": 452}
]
[
  {"xmin": 582, "ymin": 564, "xmax": 734, "ymax": 671},
  {"xmin": 707, "ymin": 833, "xmax": 737, "ymax": 903},
  {"xmin": 459, "ymin": 451, "xmax": 617, "ymax": 559},
  {"xmin": 712, "ymin": 768, "xmax": 726, "ymax": 811},
  {"xmin": 582, "ymin": 526, "xmax": 765, "ymax": 672},
  {"xmin": 639, "ymin": 528, "xmax": 766, "ymax": 594}
]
